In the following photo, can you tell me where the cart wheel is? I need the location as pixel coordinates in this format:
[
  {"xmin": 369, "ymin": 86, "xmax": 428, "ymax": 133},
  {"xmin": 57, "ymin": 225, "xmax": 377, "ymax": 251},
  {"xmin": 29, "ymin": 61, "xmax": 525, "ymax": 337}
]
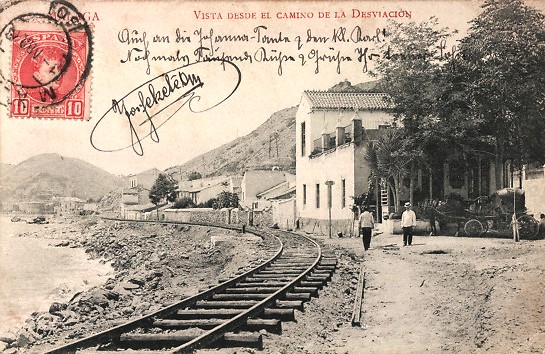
[
  {"xmin": 464, "ymin": 219, "xmax": 484, "ymax": 237},
  {"xmin": 517, "ymin": 215, "xmax": 539, "ymax": 239}
]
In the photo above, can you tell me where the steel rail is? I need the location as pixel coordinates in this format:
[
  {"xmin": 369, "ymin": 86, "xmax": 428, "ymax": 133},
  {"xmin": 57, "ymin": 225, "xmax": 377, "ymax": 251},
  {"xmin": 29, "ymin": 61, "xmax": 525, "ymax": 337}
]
[
  {"xmin": 46, "ymin": 219, "xmax": 284, "ymax": 354},
  {"xmin": 169, "ymin": 229, "xmax": 322, "ymax": 353}
]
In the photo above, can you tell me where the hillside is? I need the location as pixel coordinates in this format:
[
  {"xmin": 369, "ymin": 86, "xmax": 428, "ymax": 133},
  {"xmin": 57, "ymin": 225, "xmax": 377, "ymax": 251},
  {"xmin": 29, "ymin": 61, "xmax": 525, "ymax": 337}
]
[
  {"xmin": 165, "ymin": 106, "xmax": 298, "ymax": 179},
  {"xmin": 0, "ymin": 153, "xmax": 124, "ymax": 201},
  {"xmin": 165, "ymin": 80, "xmax": 379, "ymax": 179}
]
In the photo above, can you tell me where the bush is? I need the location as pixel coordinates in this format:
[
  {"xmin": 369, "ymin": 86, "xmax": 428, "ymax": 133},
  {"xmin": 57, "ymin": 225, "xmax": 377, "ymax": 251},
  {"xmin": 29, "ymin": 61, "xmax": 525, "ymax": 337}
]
[
  {"xmin": 197, "ymin": 198, "xmax": 217, "ymax": 208},
  {"xmin": 172, "ymin": 197, "xmax": 195, "ymax": 209},
  {"xmin": 188, "ymin": 171, "xmax": 202, "ymax": 181}
]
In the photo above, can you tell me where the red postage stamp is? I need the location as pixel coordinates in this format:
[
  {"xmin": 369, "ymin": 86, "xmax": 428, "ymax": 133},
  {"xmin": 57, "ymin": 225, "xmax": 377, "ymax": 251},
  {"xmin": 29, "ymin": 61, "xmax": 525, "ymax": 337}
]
[{"xmin": 10, "ymin": 28, "xmax": 91, "ymax": 120}]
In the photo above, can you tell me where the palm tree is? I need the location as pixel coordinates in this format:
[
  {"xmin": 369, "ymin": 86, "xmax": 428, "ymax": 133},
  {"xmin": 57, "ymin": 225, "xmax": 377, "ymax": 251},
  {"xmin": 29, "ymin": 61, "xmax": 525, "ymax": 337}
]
[{"xmin": 365, "ymin": 129, "xmax": 422, "ymax": 213}]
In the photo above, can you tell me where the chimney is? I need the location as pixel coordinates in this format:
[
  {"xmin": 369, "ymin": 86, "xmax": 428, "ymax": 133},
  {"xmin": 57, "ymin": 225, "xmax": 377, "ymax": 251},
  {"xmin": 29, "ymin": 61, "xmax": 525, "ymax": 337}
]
[
  {"xmin": 352, "ymin": 113, "xmax": 363, "ymax": 144},
  {"xmin": 336, "ymin": 120, "xmax": 345, "ymax": 146},
  {"xmin": 321, "ymin": 129, "xmax": 330, "ymax": 152}
]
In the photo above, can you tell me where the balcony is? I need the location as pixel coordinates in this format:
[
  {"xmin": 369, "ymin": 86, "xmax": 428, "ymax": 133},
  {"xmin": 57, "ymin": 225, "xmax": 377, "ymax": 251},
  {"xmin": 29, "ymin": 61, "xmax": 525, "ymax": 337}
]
[{"xmin": 310, "ymin": 124, "xmax": 353, "ymax": 157}]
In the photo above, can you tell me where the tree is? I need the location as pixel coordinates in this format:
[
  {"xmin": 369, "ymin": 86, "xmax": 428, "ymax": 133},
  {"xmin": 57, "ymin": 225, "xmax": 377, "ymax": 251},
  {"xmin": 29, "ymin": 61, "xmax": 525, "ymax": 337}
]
[
  {"xmin": 455, "ymin": 0, "xmax": 545, "ymax": 188},
  {"xmin": 188, "ymin": 171, "xmax": 202, "ymax": 181},
  {"xmin": 371, "ymin": 17, "xmax": 469, "ymax": 201},
  {"xmin": 373, "ymin": 17, "xmax": 454, "ymax": 131},
  {"xmin": 149, "ymin": 173, "xmax": 177, "ymax": 218},
  {"xmin": 216, "ymin": 191, "xmax": 239, "ymax": 209},
  {"xmin": 172, "ymin": 197, "xmax": 195, "ymax": 209},
  {"xmin": 365, "ymin": 129, "xmax": 422, "ymax": 212}
]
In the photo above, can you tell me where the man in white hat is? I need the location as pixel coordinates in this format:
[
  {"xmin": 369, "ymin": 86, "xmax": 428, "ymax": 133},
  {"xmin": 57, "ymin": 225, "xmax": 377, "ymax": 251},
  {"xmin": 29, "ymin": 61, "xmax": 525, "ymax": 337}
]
[{"xmin": 401, "ymin": 202, "xmax": 417, "ymax": 246}]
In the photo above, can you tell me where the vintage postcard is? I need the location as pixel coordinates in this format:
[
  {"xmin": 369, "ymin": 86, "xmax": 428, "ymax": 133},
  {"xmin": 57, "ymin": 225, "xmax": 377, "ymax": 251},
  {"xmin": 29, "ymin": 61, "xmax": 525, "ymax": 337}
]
[{"xmin": 1, "ymin": 0, "xmax": 544, "ymax": 353}]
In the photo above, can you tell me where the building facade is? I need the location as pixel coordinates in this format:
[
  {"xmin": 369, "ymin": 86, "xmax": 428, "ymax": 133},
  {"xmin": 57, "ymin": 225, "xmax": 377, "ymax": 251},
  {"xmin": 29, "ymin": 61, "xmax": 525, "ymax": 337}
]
[
  {"xmin": 176, "ymin": 176, "xmax": 242, "ymax": 205},
  {"xmin": 296, "ymin": 91, "xmax": 395, "ymax": 236},
  {"xmin": 240, "ymin": 170, "xmax": 295, "ymax": 210},
  {"xmin": 55, "ymin": 197, "xmax": 85, "ymax": 215}
]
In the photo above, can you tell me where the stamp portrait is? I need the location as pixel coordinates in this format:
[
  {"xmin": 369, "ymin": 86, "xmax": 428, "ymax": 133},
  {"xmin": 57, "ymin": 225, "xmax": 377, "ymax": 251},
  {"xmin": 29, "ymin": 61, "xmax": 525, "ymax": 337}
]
[{"xmin": 7, "ymin": 2, "xmax": 92, "ymax": 120}]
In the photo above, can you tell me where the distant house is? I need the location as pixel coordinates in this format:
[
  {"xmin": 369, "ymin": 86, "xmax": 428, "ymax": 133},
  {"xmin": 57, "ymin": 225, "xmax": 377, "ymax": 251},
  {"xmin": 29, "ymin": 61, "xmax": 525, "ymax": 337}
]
[
  {"xmin": 83, "ymin": 203, "xmax": 98, "ymax": 212},
  {"xmin": 19, "ymin": 201, "xmax": 52, "ymax": 214},
  {"xmin": 240, "ymin": 170, "xmax": 295, "ymax": 210},
  {"xmin": 256, "ymin": 175, "xmax": 296, "ymax": 201},
  {"xmin": 176, "ymin": 176, "xmax": 241, "ymax": 205},
  {"xmin": 124, "ymin": 203, "xmax": 164, "ymax": 220},
  {"xmin": 55, "ymin": 197, "xmax": 85, "ymax": 215},
  {"xmin": 121, "ymin": 168, "xmax": 160, "ymax": 216}
]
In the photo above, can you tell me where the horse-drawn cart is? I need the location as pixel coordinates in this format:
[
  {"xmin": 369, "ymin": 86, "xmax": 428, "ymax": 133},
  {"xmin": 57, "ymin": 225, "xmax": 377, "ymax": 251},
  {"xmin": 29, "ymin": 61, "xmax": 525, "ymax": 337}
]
[{"xmin": 431, "ymin": 188, "xmax": 539, "ymax": 238}]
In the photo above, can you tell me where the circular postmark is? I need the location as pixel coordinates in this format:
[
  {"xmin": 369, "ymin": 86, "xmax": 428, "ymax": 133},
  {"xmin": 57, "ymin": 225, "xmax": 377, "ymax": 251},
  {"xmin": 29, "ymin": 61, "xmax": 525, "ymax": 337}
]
[{"xmin": 0, "ymin": 0, "xmax": 93, "ymax": 117}]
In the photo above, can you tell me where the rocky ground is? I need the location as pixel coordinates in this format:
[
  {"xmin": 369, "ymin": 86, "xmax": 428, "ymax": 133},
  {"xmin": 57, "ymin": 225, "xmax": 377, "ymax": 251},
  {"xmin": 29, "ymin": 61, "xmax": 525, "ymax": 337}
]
[
  {"xmin": 0, "ymin": 217, "xmax": 274, "ymax": 353},
  {"xmin": 1, "ymin": 217, "xmax": 544, "ymax": 354}
]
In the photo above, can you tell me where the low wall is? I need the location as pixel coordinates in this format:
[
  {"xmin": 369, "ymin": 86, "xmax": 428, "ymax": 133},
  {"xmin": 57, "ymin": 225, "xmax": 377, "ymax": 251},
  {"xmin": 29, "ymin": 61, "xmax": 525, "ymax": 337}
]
[
  {"xmin": 163, "ymin": 208, "xmax": 229, "ymax": 224},
  {"xmin": 162, "ymin": 209, "xmax": 191, "ymax": 222},
  {"xmin": 523, "ymin": 178, "xmax": 545, "ymax": 216},
  {"xmin": 272, "ymin": 198, "xmax": 296, "ymax": 230},
  {"xmin": 299, "ymin": 217, "xmax": 357, "ymax": 237},
  {"xmin": 253, "ymin": 210, "xmax": 274, "ymax": 228},
  {"xmin": 162, "ymin": 208, "xmax": 275, "ymax": 229},
  {"xmin": 385, "ymin": 219, "xmax": 438, "ymax": 235}
]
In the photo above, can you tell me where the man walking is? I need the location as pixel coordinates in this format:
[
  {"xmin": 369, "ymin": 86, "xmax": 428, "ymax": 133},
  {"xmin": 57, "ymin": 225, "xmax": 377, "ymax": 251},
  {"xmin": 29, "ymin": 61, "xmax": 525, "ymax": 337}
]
[
  {"xmin": 401, "ymin": 202, "xmax": 417, "ymax": 246},
  {"xmin": 359, "ymin": 206, "xmax": 374, "ymax": 251}
]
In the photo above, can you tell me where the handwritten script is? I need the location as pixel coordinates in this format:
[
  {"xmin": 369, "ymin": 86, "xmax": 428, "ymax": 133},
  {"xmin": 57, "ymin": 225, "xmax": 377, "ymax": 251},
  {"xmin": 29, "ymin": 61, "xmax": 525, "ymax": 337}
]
[
  {"xmin": 90, "ymin": 60, "xmax": 241, "ymax": 155},
  {"xmin": 116, "ymin": 25, "xmax": 390, "ymax": 76}
]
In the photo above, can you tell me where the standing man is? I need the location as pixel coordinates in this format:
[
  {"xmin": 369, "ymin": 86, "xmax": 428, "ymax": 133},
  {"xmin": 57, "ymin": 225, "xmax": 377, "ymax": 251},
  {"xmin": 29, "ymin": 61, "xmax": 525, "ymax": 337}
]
[
  {"xmin": 359, "ymin": 206, "xmax": 374, "ymax": 251},
  {"xmin": 401, "ymin": 202, "xmax": 417, "ymax": 246}
]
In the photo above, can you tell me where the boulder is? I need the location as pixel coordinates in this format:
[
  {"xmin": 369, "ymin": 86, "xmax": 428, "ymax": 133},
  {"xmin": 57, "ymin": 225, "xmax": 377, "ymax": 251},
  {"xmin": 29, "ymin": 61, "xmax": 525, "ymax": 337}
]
[
  {"xmin": 15, "ymin": 329, "xmax": 38, "ymax": 348},
  {"xmin": 128, "ymin": 277, "xmax": 145, "ymax": 286},
  {"xmin": 49, "ymin": 302, "xmax": 68, "ymax": 315},
  {"xmin": 120, "ymin": 281, "xmax": 140, "ymax": 290},
  {"xmin": 0, "ymin": 334, "xmax": 16, "ymax": 345}
]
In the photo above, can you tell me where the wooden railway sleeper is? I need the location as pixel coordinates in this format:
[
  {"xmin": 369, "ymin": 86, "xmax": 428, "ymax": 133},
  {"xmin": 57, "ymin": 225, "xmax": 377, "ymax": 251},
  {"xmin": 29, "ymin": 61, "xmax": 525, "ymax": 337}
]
[
  {"xmin": 224, "ymin": 287, "xmax": 279, "ymax": 294},
  {"xmin": 152, "ymin": 318, "xmax": 282, "ymax": 334},
  {"xmin": 173, "ymin": 308, "xmax": 295, "ymax": 321},
  {"xmin": 236, "ymin": 281, "xmax": 289, "ymax": 287},
  {"xmin": 116, "ymin": 332, "xmax": 263, "ymax": 350}
]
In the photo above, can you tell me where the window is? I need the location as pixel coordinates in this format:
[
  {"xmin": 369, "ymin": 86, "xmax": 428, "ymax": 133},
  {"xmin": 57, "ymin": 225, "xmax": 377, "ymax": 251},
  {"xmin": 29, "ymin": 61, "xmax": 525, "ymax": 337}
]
[
  {"xmin": 341, "ymin": 179, "xmax": 346, "ymax": 208},
  {"xmin": 303, "ymin": 184, "xmax": 307, "ymax": 206},
  {"xmin": 301, "ymin": 122, "xmax": 306, "ymax": 156},
  {"xmin": 316, "ymin": 184, "xmax": 320, "ymax": 208}
]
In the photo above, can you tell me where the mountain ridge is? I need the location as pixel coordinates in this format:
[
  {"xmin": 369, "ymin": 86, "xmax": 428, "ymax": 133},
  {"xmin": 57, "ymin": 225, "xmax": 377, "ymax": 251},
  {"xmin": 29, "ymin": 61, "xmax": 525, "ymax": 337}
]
[
  {"xmin": 0, "ymin": 153, "xmax": 124, "ymax": 201},
  {"xmin": 165, "ymin": 80, "xmax": 380, "ymax": 179}
]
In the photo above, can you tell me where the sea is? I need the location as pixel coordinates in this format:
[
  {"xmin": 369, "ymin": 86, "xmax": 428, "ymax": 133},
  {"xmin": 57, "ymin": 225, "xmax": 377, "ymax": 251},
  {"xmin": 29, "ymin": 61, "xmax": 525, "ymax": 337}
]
[{"xmin": 0, "ymin": 216, "xmax": 113, "ymax": 336}]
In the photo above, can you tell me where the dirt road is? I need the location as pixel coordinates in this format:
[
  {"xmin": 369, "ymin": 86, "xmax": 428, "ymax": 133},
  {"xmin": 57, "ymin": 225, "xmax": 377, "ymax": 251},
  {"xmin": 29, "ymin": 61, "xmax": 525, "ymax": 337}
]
[{"xmin": 323, "ymin": 233, "xmax": 545, "ymax": 354}]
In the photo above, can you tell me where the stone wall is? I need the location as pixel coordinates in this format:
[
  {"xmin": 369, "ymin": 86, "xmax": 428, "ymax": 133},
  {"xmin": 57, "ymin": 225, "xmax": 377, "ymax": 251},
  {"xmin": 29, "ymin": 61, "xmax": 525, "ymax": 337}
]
[
  {"xmin": 162, "ymin": 208, "xmax": 275, "ymax": 229},
  {"xmin": 253, "ymin": 210, "xmax": 274, "ymax": 228},
  {"xmin": 299, "ymin": 217, "xmax": 357, "ymax": 237},
  {"xmin": 189, "ymin": 208, "xmax": 229, "ymax": 224}
]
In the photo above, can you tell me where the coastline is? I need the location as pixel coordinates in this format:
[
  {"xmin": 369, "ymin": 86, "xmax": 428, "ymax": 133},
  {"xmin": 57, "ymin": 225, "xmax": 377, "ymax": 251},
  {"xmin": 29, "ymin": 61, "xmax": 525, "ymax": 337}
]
[
  {"xmin": 3, "ymin": 216, "xmax": 269, "ymax": 353},
  {"xmin": 0, "ymin": 216, "xmax": 113, "ymax": 338}
]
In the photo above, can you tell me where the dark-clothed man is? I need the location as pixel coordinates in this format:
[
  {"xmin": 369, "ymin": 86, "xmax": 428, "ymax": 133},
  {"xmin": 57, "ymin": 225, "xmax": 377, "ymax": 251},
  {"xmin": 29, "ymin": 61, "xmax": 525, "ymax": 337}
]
[
  {"xmin": 401, "ymin": 202, "xmax": 417, "ymax": 246},
  {"xmin": 359, "ymin": 207, "xmax": 374, "ymax": 251}
]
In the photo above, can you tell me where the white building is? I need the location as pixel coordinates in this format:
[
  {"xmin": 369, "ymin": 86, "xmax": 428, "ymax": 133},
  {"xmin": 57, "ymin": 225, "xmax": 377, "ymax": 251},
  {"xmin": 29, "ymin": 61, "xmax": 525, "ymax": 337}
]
[
  {"xmin": 295, "ymin": 90, "xmax": 395, "ymax": 236},
  {"xmin": 240, "ymin": 170, "xmax": 295, "ymax": 210},
  {"xmin": 176, "ymin": 176, "xmax": 242, "ymax": 205}
]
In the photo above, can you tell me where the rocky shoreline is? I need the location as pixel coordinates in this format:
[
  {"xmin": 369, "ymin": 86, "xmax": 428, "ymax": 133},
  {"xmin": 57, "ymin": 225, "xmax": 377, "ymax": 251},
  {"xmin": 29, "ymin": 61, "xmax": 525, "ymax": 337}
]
[{"xmin": 1, "ymin": 216, "xmax": 272, "ymax": 353}]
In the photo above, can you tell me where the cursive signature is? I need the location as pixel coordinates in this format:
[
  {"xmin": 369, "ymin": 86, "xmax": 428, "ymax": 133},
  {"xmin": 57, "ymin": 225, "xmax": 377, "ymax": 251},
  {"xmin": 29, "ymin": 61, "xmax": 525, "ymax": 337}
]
[{"xmin": 90, "ymin": 60, "xmax": 241, "ymax": 155}]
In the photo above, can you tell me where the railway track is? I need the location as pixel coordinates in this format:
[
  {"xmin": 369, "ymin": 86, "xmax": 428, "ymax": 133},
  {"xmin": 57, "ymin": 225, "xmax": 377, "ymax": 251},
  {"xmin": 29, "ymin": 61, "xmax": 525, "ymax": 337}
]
[{"xmin": 46, "ymin": 220, "xmax": 337, "ymax": 353}]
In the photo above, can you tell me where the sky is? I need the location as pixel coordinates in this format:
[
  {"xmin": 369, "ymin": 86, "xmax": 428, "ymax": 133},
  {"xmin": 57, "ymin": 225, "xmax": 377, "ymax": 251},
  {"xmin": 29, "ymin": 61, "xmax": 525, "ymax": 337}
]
[{"xmin": 1, "ymin": 0, "xmax": 544, "ymax": 176}]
